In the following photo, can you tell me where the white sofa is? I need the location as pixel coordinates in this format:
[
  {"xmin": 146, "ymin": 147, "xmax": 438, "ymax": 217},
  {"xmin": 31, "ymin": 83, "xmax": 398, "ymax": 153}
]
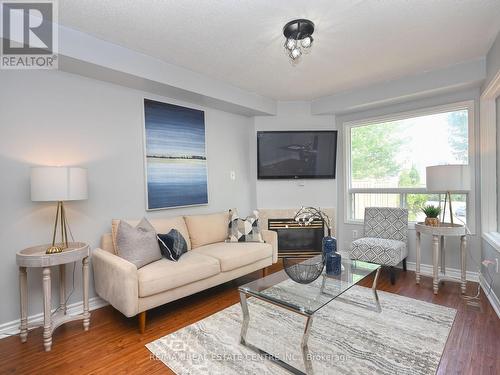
[{"xmin": 92, "ymin": 212, "xmax": 278, "ymax": 332}]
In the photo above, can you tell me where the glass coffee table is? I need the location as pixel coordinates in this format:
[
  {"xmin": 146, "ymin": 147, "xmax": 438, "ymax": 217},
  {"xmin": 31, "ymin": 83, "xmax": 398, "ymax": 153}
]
[{"xmin": 238, "ymin": 255, "xmax": 381, "ymax": 375}]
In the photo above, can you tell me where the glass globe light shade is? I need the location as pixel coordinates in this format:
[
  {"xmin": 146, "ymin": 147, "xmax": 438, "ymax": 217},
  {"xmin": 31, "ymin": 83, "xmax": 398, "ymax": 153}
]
[
  {"xmin": 300, "ymin": 36, "xmax": 313, "ymax": 48},
  {"xmin": 290, "ymin": 47, "xmax": 302, "ymax": 60},
  {"xmin": 285, "ymin": 38, "xmax": 297, "ymax": 50}
]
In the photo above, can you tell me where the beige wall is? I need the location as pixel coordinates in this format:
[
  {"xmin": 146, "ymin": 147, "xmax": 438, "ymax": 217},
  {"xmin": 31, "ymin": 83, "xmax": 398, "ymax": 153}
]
[
  {"xmin": 0, "ymin": 69, "xmax": 254, "ymax": 325},
  {"xmin": 484, "ymin": 31, "xmax": 500, "ymax": 91},
  {"xmin": 251, "ymin": 102, "xmax": 337, "ymax": 212}
]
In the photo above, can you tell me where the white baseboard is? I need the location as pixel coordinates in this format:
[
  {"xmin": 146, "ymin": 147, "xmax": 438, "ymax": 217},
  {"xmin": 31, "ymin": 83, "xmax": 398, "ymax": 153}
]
[
  {"xmin": 479, "ymin": 274, "xmax": 500, "ymax": 318},
  {"xmin": 405, "ymin": 261, "xmax": 479, "ymax": 282},
  {"xmin": 0, "ymin": 296, "xmax": 108, "ymax": 340},
  {"xmin": 406, "ymin": 261, "xmax": 500, "ymax": 317}
]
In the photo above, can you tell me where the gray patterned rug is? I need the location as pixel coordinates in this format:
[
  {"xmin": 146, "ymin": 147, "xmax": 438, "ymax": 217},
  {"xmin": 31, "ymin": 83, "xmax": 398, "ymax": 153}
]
[{"xmin": 146, "ymin": 285, "xmax": 456, "ymax": 374}]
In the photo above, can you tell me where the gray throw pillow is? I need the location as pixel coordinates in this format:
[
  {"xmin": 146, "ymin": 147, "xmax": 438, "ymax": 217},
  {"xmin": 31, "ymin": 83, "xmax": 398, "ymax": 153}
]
[
  {"xmin": 136, "ymin": 217, "xmax": 156, "ymax": 233},
  {"xmin": 116, "ymin": 218, "xmax": 162, "ymax": 268}
]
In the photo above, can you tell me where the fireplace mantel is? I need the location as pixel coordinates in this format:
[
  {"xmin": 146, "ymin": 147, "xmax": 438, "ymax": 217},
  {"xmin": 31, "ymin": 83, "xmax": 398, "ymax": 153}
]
[
  {"xmin": 259, "ymin": 208, "xmax": 335, "ymax": 234},
  {"xmin": 259, "ymin": 208, "xmax": 336, "ymax": 258}
]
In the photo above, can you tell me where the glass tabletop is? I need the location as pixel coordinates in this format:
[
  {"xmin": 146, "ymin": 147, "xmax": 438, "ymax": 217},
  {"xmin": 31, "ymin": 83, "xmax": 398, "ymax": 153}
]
[{"xmin": 238, "ymin": 255, "xmax": 380, "ymax": 315}]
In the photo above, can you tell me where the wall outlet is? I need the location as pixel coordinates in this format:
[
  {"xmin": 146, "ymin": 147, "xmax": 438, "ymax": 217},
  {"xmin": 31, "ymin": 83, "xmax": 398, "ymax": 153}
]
[
  {"xmin": 483, "ymin": 258, "xmax": 499, "ymax": 273},
  {"xmin": 352, "ymin": 230, "xmax": 358, "ymax": 239},
  {"xmin": 230, "ymin": 171, "xmax": 236, "ymax": 181}
]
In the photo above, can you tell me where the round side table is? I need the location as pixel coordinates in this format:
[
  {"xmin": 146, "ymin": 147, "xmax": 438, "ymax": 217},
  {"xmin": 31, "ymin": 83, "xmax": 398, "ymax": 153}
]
[
  {"xmin": 414, "ymin": 223, "xmax": 467, "ymax": 295},
  {"xmin": 16, "ymin": 242, "xmax": 90, "ymax": 351}
]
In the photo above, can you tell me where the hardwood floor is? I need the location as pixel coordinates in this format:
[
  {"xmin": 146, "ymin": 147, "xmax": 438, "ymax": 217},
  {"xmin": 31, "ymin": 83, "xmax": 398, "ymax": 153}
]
[{"xmin": 1, "ymin": 262, "xmax": 499, "ymax": 374}]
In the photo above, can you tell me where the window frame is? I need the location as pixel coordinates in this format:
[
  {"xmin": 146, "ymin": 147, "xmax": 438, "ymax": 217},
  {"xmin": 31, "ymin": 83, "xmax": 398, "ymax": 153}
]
[
  {"xmin": 480, "ymin": 70, "xmax": 500, "ymax": 251},
  {"xmin": 343, "ymin": 100, "xmax": 476, "ymax": 232}
]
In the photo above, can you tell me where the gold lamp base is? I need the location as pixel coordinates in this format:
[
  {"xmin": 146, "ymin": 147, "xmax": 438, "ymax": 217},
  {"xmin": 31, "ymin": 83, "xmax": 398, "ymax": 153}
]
[
  {"xmin": 46, "ymin": 245, "xmax": 64, "ymax": 254},
  {"xmin": 441, "ymin": 191, "xmax": 455, "ymax": 225},
  {"xmin": 46, "ymin": 201, "xmax": 69, "ymax": 254}
]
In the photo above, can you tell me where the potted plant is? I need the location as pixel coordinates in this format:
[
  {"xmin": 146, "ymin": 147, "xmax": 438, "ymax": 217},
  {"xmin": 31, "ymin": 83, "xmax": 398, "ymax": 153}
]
[{"xmin": 422, "ymin": 205, "xmax": 441, "ymax": 227}]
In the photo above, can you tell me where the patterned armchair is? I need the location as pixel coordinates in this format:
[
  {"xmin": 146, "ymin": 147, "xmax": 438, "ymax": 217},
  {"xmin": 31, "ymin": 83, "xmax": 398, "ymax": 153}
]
[{"xmin": 351, "ymin": 207, "xmax": 409, "ymax": 284}]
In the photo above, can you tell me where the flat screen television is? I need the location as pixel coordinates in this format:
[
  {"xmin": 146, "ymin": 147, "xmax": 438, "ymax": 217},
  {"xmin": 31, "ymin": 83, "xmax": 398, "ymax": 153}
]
[{"xmin": 257, "ymin": 130, "xmax": 337, "ymax": 179}]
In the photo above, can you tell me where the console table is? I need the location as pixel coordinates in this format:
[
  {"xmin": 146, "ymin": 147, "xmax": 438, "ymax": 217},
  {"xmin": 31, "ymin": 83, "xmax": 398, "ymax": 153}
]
[
  {"xmin": 414, "ymin": 223, "xmax": 467, "ymax": 295},
  {"xmin": 16, "ymin": 242, "xmax": 90, "ymax": 351}
]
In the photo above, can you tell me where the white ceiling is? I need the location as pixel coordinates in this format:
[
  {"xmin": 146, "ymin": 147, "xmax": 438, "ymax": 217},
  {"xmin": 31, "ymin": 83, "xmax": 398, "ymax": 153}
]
[{"xmin": 59, "ymin": 0, "xmax": 500, "ymax": 101}]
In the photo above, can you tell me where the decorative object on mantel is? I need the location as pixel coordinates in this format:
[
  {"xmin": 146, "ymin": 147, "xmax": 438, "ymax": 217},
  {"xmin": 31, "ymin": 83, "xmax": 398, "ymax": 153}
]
[
  {"xmin": 16, "ymin": 242, "xmax": 90, "ymax": 352},
  {"xmin": 283, "ymin": 256, "xmax": 324, "ymax": 284},
  {"xmin": 294, "ymin": 206, "xmax": 336, "ymax": 257},
  {"xmin": 426, "ymin": 165, "xmax": 470, "ymax": 224},
  {"xmin": 283, "ymin": 19, "xmax": 315, "ymax": 64},
  {"xmin": 422, "ymin": 205, "xmax": 441, "ymax": 227},
  {"xmin": 31, "ymin": 166, "xmax": 88, "ymax": 254}
]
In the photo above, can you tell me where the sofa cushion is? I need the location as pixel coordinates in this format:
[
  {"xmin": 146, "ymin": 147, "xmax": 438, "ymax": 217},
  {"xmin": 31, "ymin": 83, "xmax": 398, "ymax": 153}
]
[
  {"xmin": 351, "ymin": 237, "xmax": 407, "ymax": 266},
  {"xmin": 137, "ymin": 251, "xmax": 220, "ymax": 297},
  {"xmin": 115, "ymin": 219, "xmax": 162, "ymax": 269},
  {"xmin": 112, "ymin": 216, "xmax": 191, "ymax": 254},
  {"xmin": 184, "ymin": 212, "xmax": 230, "ymax": 248},
  {"xmin": 194, "ymin": 242, "xmax": 272, "ymax": 272}
]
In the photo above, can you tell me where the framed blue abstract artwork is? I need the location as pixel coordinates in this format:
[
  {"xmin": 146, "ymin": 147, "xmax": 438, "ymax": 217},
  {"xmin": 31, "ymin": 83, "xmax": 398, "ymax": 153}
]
[{"xmin": 143, "ymin": 99, "xmax": 208, "ymax": 210}]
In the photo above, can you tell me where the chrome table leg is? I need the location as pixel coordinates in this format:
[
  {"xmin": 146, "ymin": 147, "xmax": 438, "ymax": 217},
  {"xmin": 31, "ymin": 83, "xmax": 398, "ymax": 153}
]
[
  {"xmin": 372, "ymin": 267, "xmax": 382, "ymax": 313},
  {"xmin": 239, "ymin": 291, "xmax": 250, "ymax": 345},
  {"xmin": 301, "ymin": 315, "xmax": 314, "ymax": 375},
  {"xmin": 320, "ymin": 274, "xmax": 327, "ymax": 294},
  {"xmin": 238, "ymin": 291, "xmax": 314, "ymax": 375}
]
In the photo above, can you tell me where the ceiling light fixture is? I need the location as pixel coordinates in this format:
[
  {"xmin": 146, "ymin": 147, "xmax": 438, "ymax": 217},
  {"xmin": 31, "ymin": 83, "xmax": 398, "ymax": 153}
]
[{"xmin": 283, "ymin": 19, "xmax": 314, "ymax": 64}]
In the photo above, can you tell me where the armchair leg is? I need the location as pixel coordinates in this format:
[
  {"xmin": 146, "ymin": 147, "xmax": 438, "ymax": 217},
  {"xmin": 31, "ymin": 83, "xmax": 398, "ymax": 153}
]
[
  {"xmin": 402, "ymin": 258, "xmax": 407, "ymax": 272},
  {"xmin": 389, "ymin": 267, "xmax": 396, "ymax": 285},
  {"xmin": 138, "ymin": 311, "xmax": 146, "ymax": 334},
  {"xmin": 263, "ymin": 267, "xmax": 268, "ymax": 277}
]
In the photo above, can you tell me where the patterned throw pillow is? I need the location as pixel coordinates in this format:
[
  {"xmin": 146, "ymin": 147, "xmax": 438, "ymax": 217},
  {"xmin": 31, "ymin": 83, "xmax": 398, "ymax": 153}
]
[
  {"xmin": 226, "ymin": 210, "xmax": 264, "ymax": 243},
  {"xmin": 157, "ymin": 229, "xmax": 188, "ymax": 261}
]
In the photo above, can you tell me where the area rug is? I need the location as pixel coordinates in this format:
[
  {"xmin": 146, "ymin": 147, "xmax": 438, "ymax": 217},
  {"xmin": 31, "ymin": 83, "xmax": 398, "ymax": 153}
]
[{"xmin": 146, "ymin": 285, "xmax": 456, "ymax": 374}]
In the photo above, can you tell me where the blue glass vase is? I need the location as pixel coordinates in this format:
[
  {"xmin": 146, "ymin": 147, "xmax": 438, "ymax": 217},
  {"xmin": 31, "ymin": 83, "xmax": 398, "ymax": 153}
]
[
  {"xmin": 322, "ymin": 235, "xmax": 337, "ymax": 257},
  {"xmin": 326, "ymin": 251, "xmax": 342, "ymax": 275}
]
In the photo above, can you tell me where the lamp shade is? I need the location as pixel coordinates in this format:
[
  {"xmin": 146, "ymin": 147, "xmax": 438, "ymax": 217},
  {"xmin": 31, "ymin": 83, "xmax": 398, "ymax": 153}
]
[
  {"xmin": 426, "ymin": 165, "xmax": 470, "ymax": 192},
  {"xmin": 31, "ymin": 167, "xmax": 88, "ymax": 202}
]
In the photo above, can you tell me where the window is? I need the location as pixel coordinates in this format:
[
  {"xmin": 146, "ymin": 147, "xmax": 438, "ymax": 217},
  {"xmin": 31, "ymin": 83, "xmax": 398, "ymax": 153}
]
[{"xmin": 346, "ymin": 102, "xmax": 473, "ymax": 224}]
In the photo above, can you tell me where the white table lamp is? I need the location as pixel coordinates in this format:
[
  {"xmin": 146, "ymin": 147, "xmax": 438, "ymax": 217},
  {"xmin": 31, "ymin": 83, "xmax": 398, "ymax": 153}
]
[
  {"xmin": 31, "ymin": 167, "xmax": 88, "ymax": 253},
  {"xmin": 426, "ymin": 165, "xmax": 470, "ymax": 224}
]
